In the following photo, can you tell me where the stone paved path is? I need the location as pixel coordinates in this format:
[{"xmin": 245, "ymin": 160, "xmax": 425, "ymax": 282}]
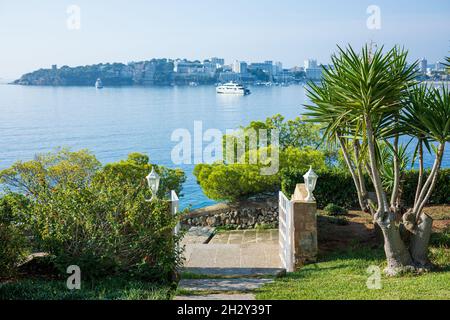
[
  {"xmin": 175, "ymin": 229, "xmax": 283, "ymax": 300},
  {"xmin": 178, "ymin": 278, "xmax": 274, "ymax": 292},
  {"xmin": 181, "ymin": 227, "xmax": 216, "ymax": 245},
  {"xmin": 174, "ymin": 294, "xmax": 256, "ymax": 301}
]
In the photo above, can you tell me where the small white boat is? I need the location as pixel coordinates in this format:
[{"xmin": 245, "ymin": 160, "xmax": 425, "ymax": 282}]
[
  {"xmin": 95, "ymin": 78, "xmax": 103, "ymax": 89},
  {"xmin": 216, "ymin": 82, "xmax": 251, "ymax": 95}
]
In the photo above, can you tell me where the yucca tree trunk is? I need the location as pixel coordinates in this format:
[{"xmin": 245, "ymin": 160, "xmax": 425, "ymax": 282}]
[
  {"xmin": 409, "ymin": 212, "xmax": 433, "ymax": 268},
  {"xmin": 378, "ymin": 217, "xmax": 414, "ymax": 275},
  {"xmin": 403, "ymin": 143, "xmax": 444, "ymax": 269},
  {"xmin": 366, "ymin": 116, "xmax": 415, "ymax": 275}
]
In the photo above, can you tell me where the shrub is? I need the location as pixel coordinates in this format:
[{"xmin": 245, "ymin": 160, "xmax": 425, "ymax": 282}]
[
  {"xmin": 282, "ymin": 168, "xmax": 361, "ymax": 209},
  {"xmin": 194, "ymin": 147, "xmax": 326, "ymax": 202},
  {"xmin": 321, "ymin": 215, "xmax": 349, "ymax": 226},
  {"xmin": 430, "ymin": 227, "xmax": 450, "ymax": 248},
  {"xmin": 0, "ymin": 150, "xmax": 186, "ymax": 280},
  {"xmin": 324, "ymin": 203, "xmax": 348, "ymax": 216},
  {"xmin": 401, "ymin": 169, "xmax": 450, "ymax": 206},
  {"xmin": 281, "ymin": 168, "xmax": 450, "ymax": 209},
  {"xmin": 0, "ymin": 195, "xmax": 30, "ymax": 278}
]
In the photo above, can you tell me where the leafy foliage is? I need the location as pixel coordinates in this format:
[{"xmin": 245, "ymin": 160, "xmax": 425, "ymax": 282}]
[
  {"xmin": 282, "ymin": 169, "xmax": 363, "ymax": 209},
  {"xmin": 0, "ymin": 150, "xmax": 186, "ymax": 280},
  {"xmin": 324, "ymin": 203, "xmax": 348, "ymax": 216},
  {"xmin": 194, "ymin": 147, "xmax": 327, "ymax": 202},
  {"xmin": 282, "ymin": 168, "xmax": 450, "ymax": 210},
  {"xmin": 222, "ymin": 114, "xmax": 331, "ymax": 161},
  {"xmin": 0, "ymin": 195, "xmax": 30, "ymax": 278}
]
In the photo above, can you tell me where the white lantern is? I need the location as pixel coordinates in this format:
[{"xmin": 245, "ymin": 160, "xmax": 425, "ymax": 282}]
[
  {"xmin": 303, "ymin": 166, "xmax": 318, "ymax": 202},
  {"xmin": 146, "ymin": 167, "xmax": 160, "ymax": 201}
]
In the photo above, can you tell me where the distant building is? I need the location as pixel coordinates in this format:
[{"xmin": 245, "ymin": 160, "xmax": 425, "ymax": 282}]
[
  {"xmin": 248, "ymin": 61, "xmax": 274, "ymax": 77},
  {"xmin": 304, "ymin": 59, "xmax": 323, "ymax": 81},
  {"xmin": 232, "ymin": 60, "xmax": 248, "ymax": 74},
  {"xmin": 273, "ymin": 62, "xmax": 283, "ymax": 75},
  {"xmin": 290, "ymin": 66, "xmax": 304, "ymax": 73},
  {"xmin": 304, "ymin": 59, "xmax": 318, "ymax": 70},
  {"xmin": 305, "ymin": 67, "xmax": 323, "ymax": 81},
  {"xmin": 203, "ymin": 60, "xmax": 218, "ymax": 76},
  {"xmin": 210, "ymin": 57, "xmax": 225, "ymax": 67},
  {"xmin": 435, "ymin": 61, "xmax": 446, "ymax": 71},
  {"xmin": 174, "ymin": 60, "xmax": 204, "ymax": 74},
  {"xmin": 420, "ymin": 58, "xmax": 428, "ymax": 74}
]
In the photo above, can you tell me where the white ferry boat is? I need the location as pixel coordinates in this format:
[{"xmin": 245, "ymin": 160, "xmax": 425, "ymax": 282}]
[
  {"xmin": 95, "ymin": 78, "xmax": 103, "ymax": 89},
  {"xmin": 216, "ymin": 82, "xmax": 251, "ymax": 95}
]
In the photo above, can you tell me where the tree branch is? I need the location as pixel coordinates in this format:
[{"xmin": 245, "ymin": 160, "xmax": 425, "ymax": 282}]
[
  {"xmin": 416, "ymin": 143, "xmax": 445, "ymax": 219},
  {"xmin": 390, "ymin": 133, "xmax": 400, "ymax": 211},
  {"xmin": 337, "ymin": 133, "xmax": 366, "ymax": 212},
  {"xmin": 365, "ymin": 115, "xmax": 389, "ymax": 218},
  {"xmin": 414, "ymin": 138, "xmax": 424, "ymax": 205}
]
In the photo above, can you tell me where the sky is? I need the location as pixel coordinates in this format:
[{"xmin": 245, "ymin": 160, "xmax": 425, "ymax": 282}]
[{"xmin": 0, "ymin": 0, "xmax": 449, "ymax": 79}]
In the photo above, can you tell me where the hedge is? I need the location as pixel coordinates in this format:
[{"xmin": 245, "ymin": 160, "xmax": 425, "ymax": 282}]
[{"xmin": 281, "ymin": 168, "xmax": 450, "ymax": 210}]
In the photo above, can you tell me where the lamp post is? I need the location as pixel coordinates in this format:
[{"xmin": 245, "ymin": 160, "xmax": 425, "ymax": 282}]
[
  {"xmin": 146, "ymin": 167, "xmax": 160, "ymax": 201},
  {"xmin": 303, "ymin": 166, "xmax": 318, "ymax": 202}
]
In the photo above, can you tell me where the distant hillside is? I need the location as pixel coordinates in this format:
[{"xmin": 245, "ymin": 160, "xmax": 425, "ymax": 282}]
[{"xmin": 13, "ymin": 59, "xmax": 176, "ymax": 86}]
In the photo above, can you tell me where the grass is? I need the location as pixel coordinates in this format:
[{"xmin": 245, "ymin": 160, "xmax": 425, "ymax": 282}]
[
  {"xmin": 0, "ymin": 276, "xmax": 175, "ymax": 300},
  {"xmin": 256, "ymin": 245, "xmax": 450, "ymax": 300}
]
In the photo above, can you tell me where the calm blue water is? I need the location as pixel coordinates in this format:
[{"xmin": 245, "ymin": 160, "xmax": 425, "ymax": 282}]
[{"xmin": 0, "ymin": 84, "xmax": 448, "ymax": 209}]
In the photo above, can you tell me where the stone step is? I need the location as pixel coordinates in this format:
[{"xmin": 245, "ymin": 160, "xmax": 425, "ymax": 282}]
[
  {"xmin": 183, "ymin": 243, "xmax": 282, "ymax": 271},
  {"xmin": 181, "ymin": 227, "xmax": 216, "ymax": 245},
  {"xmin": 183, "ymin": 267, "xmax": 285, "ymax": 278},
  {"xmin": 174, "ymin": 294, "xmax": 255, "ymax": 301},
  {"xmin": 178, "ymin": 278, "xmax": 274, "ymax": 293}
]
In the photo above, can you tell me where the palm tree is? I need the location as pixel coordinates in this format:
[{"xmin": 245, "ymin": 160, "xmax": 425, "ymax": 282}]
[
  {"xmin": 305, "ymin": 44, "xmax": 450, "ymax": 275},
  {"xmin": 398, "ymin": 85, "xmax": 450, "ymax": 266}
]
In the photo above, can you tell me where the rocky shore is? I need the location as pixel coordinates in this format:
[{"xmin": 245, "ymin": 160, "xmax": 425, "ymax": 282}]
[{"xmin": 182, "ymin": 197, "xmax": 279, "ymax": 230}]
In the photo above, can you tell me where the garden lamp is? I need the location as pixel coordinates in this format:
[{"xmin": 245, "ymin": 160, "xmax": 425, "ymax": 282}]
[
  {"xmin": 146, "ymin": 167, "xmax": 160, "ymax": 201},
  {"xmin": 303, "ymin": 166, "xmax": 318, "ymax": 202}
]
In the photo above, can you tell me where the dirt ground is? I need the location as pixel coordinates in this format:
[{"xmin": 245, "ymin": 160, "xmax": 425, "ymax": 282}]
[{"xmin": 317, "ymin": 205, "xmax": 450, "ymax": 253}]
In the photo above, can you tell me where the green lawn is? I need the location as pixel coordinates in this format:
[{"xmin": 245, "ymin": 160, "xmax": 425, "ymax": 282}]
[
  {"xmin": 256, "ymin": 246, "xmax": 450, "ymax": 300},
  {"xmin": 0, "ymin": 277, "xmax": 175, "ymax": 300}
]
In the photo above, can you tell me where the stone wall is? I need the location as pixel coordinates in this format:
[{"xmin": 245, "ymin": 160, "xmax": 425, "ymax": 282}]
[
  {"xmin": 292, "ymin": 184, "xmax": 318, "ymax": 268},
  {"xmin": 182, "ymin": 197, "xmax": 278, "ymax": 230}
]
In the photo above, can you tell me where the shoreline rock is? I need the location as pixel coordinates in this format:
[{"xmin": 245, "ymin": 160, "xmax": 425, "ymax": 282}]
[{"xmin": 182, "ymin": 197, "xmax": 279, "ymax": 230}]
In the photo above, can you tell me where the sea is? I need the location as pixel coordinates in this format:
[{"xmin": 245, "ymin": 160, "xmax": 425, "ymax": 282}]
[{"xmin": 0, "ymin": 84, "xmax": 448, "ymax": 209}]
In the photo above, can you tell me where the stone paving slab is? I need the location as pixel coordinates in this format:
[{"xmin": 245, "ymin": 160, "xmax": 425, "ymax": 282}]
[
  {"xmin": 184, "ymin": 267, "xmax": 285, "ymax": 278},
  {"xmin": 175, "ymin": 229, "xmax": 282, "ymax": 301},
  {"xmin": 209, "ymin": 229, "xmax": 278, "ymax": 245},
  {"xmin": 181, "ymin": 227, "xmax": 216, "ymax": 245},
  {"xmin": 174, "ymin": 294, "xmax": 255, "ymax": 301},
  {"xmin": 183, "ymin": 243, "xmax": 282, "ymax": 270},
  {"xmin": 178, "ymin": 278, "xmax": 274, "ymax": 292}
]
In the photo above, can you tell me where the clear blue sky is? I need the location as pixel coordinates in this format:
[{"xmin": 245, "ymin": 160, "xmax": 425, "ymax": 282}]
[{"xmin": 1, "ymin": 0, "xmax": 449, "ymax": 79}]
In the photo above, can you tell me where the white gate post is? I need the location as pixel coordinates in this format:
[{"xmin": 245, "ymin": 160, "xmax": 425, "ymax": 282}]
[{"xmin": 171, "ymin": 190, "xmax": 180, "ymax": 235}]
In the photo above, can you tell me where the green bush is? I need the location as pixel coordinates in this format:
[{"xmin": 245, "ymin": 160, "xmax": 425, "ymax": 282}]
[
  {"xmin": 282, "ymin": 168, "xmax": 361, "ymax": 209},
  {"xmin": 430, "ymin": 226, "xmax": 450, "ymax": 247},
  {"xmin": 401, "ymin": 169, "xmax": 450, "ymax": 206},
  {"xmin": 0, "ymin": 195, "xmax": 30, "ymax": 278},
  {"xmin": 282, "ymin": 168, "xmax": 450, "ymax": 209},
  {"xmin": 324, "ymin": 203, "xmax": 348, "ymax": 216},
  {"xmin": 194, "ymin": 147, "xmax": 326, "ymax": 202},
  {"xmin": 0, "ymin": 150, "xmax": 186, "ymax": 281},
  {"xmin": 318, "ymin": 215, "xmax": 350, "ymax": 226}
]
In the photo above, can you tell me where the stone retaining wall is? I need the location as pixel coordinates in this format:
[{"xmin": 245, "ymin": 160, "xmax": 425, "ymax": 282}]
[{"xmin": 182, "ymin": 197, "xmax": 278, "ymax": 230}]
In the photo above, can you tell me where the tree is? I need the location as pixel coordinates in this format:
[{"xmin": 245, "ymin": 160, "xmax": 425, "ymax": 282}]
[
  {"xmin": 305, "ymin": 45, "xmax": 450, "ymax": 275},
  {"xmin": 0, "ymin": 150, "xmax": 187, "ymax": 279}
]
